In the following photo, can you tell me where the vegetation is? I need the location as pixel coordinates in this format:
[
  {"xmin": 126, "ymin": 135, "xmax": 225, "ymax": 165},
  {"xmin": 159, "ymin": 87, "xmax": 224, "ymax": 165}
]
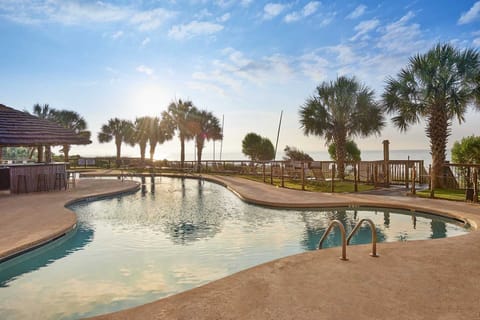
[
  {"xmin": 97, "ymin": 118, "xmax": 135, "ymax": 167},
  {"xmin": 163, "ymin": 99, "xmax": 197, "ymax": 168},
  {"xmin": 191, "ymin": 109, "xmax": 222, "ymax": 169},
  {"xmin": 49, "ymin": 109, "xmax": 90, "ymax": 162},
  {"xmin": 328, "ymin": 140, "xmax": 361, "ymax": 162},
  {"xmin": 383, "ymin": 43, "xmax": 480, "ymax": 189},
  {"xmin": 1, "ymin": 147, "xmax": 31, "ymax": 160},
  {"xmin": 299, "ymin": 76, "xmax": 384, "ymax": 180},
  {"xmin": 242, "ymin": 133, "xmax": 275, "ymax": 161},
  {"xmin": 451, "ymin": 135, "xmax": 480, "ymax": 164},
  {"xmin": 239, "ymin": 175, "xmax": 374, "ymax": 193},
  {"xmin": 283, "ymin": 145, "xmax": 313, "ymax": 161},
  {"xmin": 32, "ymin": 103, "xmax": 51, "ymax": 162},
  {"xmin": 417, "ymin": 188, "xmax": 467, "ymax": 201}
]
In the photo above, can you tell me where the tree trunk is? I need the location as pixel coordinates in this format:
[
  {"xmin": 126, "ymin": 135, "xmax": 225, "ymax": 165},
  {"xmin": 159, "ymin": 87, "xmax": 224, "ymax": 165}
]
[
  {"xmin": 63, "ymin": 144, "xmax": 71, "ymax": 163},
  {"xmin": 116, "ymin": 140, "xmax": 122, "ymax": 168},
  {"xmin": 427, "ymin": 108, "xmax": 449, "ymax": 189},
  {"xmin": 139, "ymin": 142, "xmax": 147, "ymax": 163},
  {"xmin": 196, "ymin": 138, "xmax": 204, "ymax": 172},
  {"xmin": 45, "ymin": 146, "xmax": 52, "ymax": 163},
  {"xmin": 180, "ymin": 135, "xmax": 185, "ymax": 168},
  {"xmin": 335, "ymin": 132, "xmax": 347, "ymax": 180},
  {"xmin": 149, "ymin": 141, "xmax": 157, "ymax": 162}
]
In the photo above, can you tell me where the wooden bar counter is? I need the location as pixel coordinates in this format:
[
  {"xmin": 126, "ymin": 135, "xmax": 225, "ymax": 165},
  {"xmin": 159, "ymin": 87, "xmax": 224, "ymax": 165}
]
[{"xmin": 1, "ymin": 162, "xmax": 67, "ymax": 194}]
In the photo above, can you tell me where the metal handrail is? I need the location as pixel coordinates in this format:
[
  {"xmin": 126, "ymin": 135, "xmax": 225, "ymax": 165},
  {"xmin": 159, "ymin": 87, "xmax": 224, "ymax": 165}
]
[
  {"xmin": 346, "ymin": 218, "xmax": 379, "ymax": 257},
  {"xmin": 317, "ymin": 220, "xmax": 348, "ymax": 261}
]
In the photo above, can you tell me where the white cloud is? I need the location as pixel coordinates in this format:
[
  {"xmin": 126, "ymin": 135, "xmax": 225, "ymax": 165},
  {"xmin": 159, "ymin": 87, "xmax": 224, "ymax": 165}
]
[
  {"xmin": 350, "ymin": 19, "xmax": 380, "ymax": 41},
  {"xmin": 0, "ymin": 2, "xmax": 175, "ymax": 31},
  {"xmin": 346, "ymin": 4, "xmax": 366, "ymax": 19},
  {"xmin": 458, "ymin": 1, "xmax": 480, "ymax": 24},
  {"xmin": 218, "ymin": 13, "xmax": 231, "ymax": 22},
  {"xmin": 241, "ymin": 0, "xmax": 253, "ymax": 7},
  {"xmin": 168, "ymin": 21, "xmax": 224, "ymax": 40},
  {"xmin": 112, "ymin": 30, "xmax": 124, "ymax": 39},
  {"xmin": 284, "ymin": 1, "xmax": 320, "ymax": 23},
  {"xmin": 195, "ymin": 8, "xmax": 212, "ymax": 19},
  {"xmin": 136, "ymin": 65, "xmax": 154, "ymax": 76},
  {"xmin": 263, "ymin": 3, "xmax": 286, "ymax": 20},
  {"xmin": 141, "ymin": 37, "xmax": 151, "ymax": 47},
  {"xmin": 130, "ymin": 8, "xmax": 175, "ymax": 31},
  {"xmin": 376, "ymin": 11, "xmax": 424, "ymax": 54},
  {"xmin": 474, "ymin": 38, "xmax": 480, "ymax": 46}
]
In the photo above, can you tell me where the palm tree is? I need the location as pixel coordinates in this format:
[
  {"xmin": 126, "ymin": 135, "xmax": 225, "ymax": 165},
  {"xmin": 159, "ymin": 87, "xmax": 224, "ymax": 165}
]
[
  {"xmin": 148, "ymin": 115, "xmax": 175, "ymax": 162},
  {"xmin": 191, "ymin": 109, "xmax": 222, "ymax": 169},
  {"xmin": 32, "ymin": 103, "xmax": 52, "ymax": 162},
  {"xmin": 133, "ymin": 116, "xmax": 151, "ymax": 163},
  {"xmin": 50, "ymin": 109, "xmax": 90, "ymax": 163},
  {"xmin": 164, "ymin": 99, "xmax": 198, "ymax": 167},
  {"xmin": 383, "ymin": 43, "xmax": 480, "ymax": 189},
  {"xmin": 98, "ymin": 118, "xmax": 134, "ymax": 167},
  {"xmin": 299, "ymin": 76, "xmax": 384, "ymax": 179}
]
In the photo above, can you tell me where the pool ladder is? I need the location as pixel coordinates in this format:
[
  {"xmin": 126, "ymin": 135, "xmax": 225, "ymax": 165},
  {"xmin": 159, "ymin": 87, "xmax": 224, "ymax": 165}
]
[{"xmin": 317, "ymin": 219, "xmax": 379, "ymax": 261}]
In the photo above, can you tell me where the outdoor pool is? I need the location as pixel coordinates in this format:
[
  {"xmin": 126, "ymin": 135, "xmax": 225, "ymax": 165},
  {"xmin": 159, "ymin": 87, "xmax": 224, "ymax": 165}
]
[{"xmin": 0, "ymin": 177, "xmax": 470, "ymax": 319}]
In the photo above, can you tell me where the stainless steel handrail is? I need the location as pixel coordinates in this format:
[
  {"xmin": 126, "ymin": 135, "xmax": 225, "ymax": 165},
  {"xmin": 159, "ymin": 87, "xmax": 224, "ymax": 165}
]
[
  {"xmin": 346, "ymin": 218, "xmax": 379, "ymax": 257},
  {"xmin": 317, "ymin": 220, "xmax": 348, "ymax": 261}
]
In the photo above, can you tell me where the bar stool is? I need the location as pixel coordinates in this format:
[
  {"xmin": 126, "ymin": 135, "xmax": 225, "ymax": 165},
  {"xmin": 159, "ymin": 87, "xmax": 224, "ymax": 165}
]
[
  {"xmin": 36, "ymin": 173, "xmax": 49, "ymax": 192},
  {"xmin": 54, "ymin": 172, "xmax": 67, "ymax": 190},
  {"xmin": 16, "ymin": 175, "xmax": 28, "ymax": 193}
]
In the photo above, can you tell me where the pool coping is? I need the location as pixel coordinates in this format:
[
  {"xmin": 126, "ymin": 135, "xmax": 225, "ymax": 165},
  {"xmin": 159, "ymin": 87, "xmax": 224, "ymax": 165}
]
[{"xmin": 1, "ymin": 174, "xmax": 480, "ymax": 320}]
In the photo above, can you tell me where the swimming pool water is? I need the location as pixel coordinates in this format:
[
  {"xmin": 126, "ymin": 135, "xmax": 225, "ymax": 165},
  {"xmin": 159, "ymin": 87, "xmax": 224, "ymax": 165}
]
[{"xmin": 0, "ymin": 177, "xmax": 469, "ymax": 319}]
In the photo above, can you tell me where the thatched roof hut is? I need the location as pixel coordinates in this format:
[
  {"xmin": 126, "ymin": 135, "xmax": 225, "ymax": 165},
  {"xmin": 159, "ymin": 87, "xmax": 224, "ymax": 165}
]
[{"xmin": 0, "ymin": 104, "xmax": 91, "ymax": 146}]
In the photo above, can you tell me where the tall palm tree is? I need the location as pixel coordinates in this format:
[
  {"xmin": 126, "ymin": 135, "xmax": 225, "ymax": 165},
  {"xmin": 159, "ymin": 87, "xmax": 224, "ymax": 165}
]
[
  {"xmin": 191, "ymin": 109, "xmax": 222, "ymax": 169},
  {"xmin": 133, "ymin": 116, "xmax": 151, "ymax": 163},
  {"xmin": 383, "ymin": 43, "xmax": 480, "ymax": 189},
  {"xmin": 98, "ymin": 118, "xmax": 134, "ymax": 167},
  {"xmin": 148, "ymin": 115, "xmax": 175, "ymax": 162},
  {"xmin": 50, "ymin": 109, "xmax": 90, "ymax": 163},
  {"xmin": 32, "ymin": 103, "xmax": 52, "ymax": 162},
  {"xmin": 164, "ymin": 99, "xmax": 198, "ymax": 167},
  {"xmin": 299, "ymin": 76, "xmax": 384, "ymax": 179}
]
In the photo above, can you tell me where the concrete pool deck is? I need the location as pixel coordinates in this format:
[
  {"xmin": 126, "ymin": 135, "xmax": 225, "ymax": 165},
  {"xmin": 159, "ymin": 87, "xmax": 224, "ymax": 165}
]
[{"xmin": 1, "ymin": 175, "xmax": 480, "ymax": 319}]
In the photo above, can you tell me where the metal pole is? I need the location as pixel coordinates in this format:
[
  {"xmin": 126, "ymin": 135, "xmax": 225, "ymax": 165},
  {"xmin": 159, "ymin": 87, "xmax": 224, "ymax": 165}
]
[{"xmin": 274, "ymin": 110, "xmax": 283, "ymax": 161}]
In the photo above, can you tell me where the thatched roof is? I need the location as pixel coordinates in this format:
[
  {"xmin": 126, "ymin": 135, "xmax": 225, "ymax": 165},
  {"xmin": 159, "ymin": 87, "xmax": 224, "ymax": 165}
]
[{"xmin": 0, "ymin": 104, "xmax": 91, "ymax": 146}]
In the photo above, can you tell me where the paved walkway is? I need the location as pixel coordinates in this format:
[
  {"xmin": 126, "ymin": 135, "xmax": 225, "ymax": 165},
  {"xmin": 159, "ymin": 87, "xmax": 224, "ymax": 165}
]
[
  {"xmin": 1, "ymin": 175, "xmax": 480, "ymax": 319},
  {"xmin": 0, "ymin": 179, "xmax": 139, "ymax": 260}
]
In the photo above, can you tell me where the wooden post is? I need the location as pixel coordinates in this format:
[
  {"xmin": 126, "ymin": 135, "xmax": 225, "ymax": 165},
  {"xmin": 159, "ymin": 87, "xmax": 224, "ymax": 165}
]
[
  {"xmin": 301, "ymin": 162, "xmax": 305, "ymax": 191},
  {"xmin": 411, "ymin": 166, "xmax": 416, "ymax": 195},
  {"xmin": 281, "ymin": 162, "xmax": 285, "ymax": 188},
  {"xmin": 270, "ymin": 162, "xmax": 273, "ymax": 185},
  {"xmin": 331, "ymin": 163, "xmax": 335, "ymax": 193},
  {"xmin": 374, "ymin": 164, "xmax": 378, "ymax": 188},
  {"xmin": 429, "ymin": 164, "xmax": 434, "ymax": 198},
  {"xmin": 405, "ymin": 156, "xmax": 410, "ymax": 189},
  {"xmin": 473, "ymin": 168, "xmax": 478, "ymax": 203},
  {"xmin": 354, "ymin": 162, "xmax": 358, "ymax": 192},
  {"xmin": 263, "ymin": 163, "xmax": 266, "ymax": 183},
  {"xmin": 383, "ymin": 140, "xmax": 390, "ymax": 187}
]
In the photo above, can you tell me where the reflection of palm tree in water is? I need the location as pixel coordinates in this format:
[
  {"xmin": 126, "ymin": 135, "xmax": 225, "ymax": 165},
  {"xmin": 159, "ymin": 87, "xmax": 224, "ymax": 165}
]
[
  {"xmin": 0, "ymin": 225, "xmax": 94, "ymax": 287},
  {"xmin": 431, "ymin": 220, "xmax": 447, "ymax": 239}
]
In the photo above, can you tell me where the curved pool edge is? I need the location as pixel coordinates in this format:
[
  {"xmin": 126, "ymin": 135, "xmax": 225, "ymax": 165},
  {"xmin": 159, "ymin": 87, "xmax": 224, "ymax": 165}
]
[
  {"xmin": 0, "ymin": 179, "xmax": 141, "ymax": 263},
  {"xmin": 88, "ymin": 174, "xmax": 480, "ymax": 320}
]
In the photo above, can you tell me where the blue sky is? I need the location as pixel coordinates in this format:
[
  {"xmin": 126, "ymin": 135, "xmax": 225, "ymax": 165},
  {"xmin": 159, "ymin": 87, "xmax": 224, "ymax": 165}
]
[{"xmin": 1, "ymin": 0, "xmax": 480, "ymax": 160}]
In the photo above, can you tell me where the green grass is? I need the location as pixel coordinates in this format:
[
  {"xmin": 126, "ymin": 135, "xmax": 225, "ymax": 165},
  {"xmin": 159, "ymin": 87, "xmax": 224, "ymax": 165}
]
[
  {"xmin": 238, "ymin": 175, "xmax": 375, "ymax": 193},
  {"xmin": 416, "ymin": 188, "xmax": 469, "ymax": 201}
]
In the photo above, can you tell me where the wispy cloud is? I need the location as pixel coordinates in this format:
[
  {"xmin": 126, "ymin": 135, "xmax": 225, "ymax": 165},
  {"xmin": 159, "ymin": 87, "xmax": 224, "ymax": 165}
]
[
  {"xmin": 136, "ymin": 65, "xmax": 154, "ymax": 76},
  {"xmin": 130, "ymin": 8, "xmax": 175, "ymax": 31},
  {"xmin": 346, "ymin": 4, "xmax": 366, "ymax": 19},
  {"xmin": 350, "ymin": 19, "xmax": 380, "ymax": 41},
  {"xmin": 284, "ymin": 1, "xmax": 320, "ymax": 23},
  {"xmin": 376, "ymin": 11, "xmax": 424, "ymax": 54},
  {"xmin": 217, "ymin": 13, "xmax": 231, "ymax": 22},
  {"xmin": 168, "ymin": 21, "xmax": 224, "ymax": 40},
  {"xmin": 458, "ymin": 1, "xmax": 480, "ymax": 24},
  {"xmin": 112, "ymin": 30, "xmax": 124, "ymax": 39},
  {"xmin": 263, "ymin": 3, "xmax": 287, "ymax": 20},
  {"xmin": 141, "ymin": 37, "xmax": 151, "ymax": 47}
]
